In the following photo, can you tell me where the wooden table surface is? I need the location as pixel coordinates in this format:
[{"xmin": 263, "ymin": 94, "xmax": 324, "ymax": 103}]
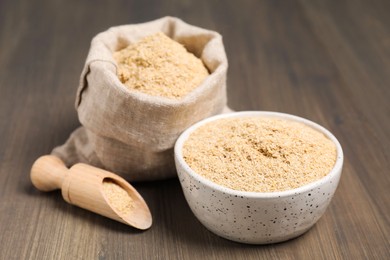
[{"xmin": 1, "ymin": 0, "xmax": 389, "ymax": 259}]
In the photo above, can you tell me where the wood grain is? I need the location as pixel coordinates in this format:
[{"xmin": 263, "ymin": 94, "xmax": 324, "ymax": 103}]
[{"xmin": 0, "ymin": 0, "xmax": 389, "ymax": 259}]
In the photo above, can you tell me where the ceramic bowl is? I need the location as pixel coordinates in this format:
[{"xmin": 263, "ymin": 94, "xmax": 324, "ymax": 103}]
[{"xmin": 174, "ymin": 111, "xmax": 343, "ymax": 244}]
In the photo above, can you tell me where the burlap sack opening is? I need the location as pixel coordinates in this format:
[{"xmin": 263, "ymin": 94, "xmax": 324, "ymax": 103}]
[{"xmin": 52, "ymin": 16, "xmax": 229, "ymax": 181}]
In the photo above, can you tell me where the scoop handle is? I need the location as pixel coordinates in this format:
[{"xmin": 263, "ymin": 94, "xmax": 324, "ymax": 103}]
[{"xmin": 30, "ymin": 155, "xmax": 68, "ymax": 192}]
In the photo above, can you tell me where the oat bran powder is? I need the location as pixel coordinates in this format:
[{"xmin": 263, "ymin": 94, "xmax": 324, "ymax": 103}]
[{"xmin": 183, "ymin": 117, "xmax": 337, "ymax": 193}]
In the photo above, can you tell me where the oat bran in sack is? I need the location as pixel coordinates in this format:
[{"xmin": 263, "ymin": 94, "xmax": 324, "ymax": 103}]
[{"xmin": 52, "ymin": 17, "xmax": 229, "ymax": 181}]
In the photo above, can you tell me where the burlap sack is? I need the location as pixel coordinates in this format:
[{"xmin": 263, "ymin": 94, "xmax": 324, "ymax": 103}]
[{"xmin": 52, "ymin": 16, "xmax": 229, "ymax": 181}]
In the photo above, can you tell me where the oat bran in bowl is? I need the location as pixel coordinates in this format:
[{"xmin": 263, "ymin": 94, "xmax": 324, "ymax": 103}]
[{"xmin": 174, "ymin": 111, "xmax": 343, "ymax": 244}]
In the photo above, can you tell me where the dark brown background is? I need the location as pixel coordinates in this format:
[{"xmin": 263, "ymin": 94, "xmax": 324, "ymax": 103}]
[{"xmin": 0, "ymin": 0, "xmax": 389, "ymax": 259}]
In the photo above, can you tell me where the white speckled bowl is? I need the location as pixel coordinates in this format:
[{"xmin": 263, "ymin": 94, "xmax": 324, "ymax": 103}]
[{"xmin": 174, "ymin": 111, "xmax": 343, "ymax": 244}]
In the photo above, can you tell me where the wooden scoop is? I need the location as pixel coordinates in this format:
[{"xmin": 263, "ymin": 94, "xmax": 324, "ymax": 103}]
[{"xmin": 30, "ymin": 155, "xmax": 152, "ymax": 230}]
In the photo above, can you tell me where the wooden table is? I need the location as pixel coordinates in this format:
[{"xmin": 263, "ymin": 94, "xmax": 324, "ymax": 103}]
[{"xmin": 1, "ymin": 0, "xmax": 389, "ymax": 259}]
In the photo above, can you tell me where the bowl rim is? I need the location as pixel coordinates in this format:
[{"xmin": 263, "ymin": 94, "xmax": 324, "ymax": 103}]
[{"xmin": 174, "ymin": 111, "xmax": 344, "ymax": 198}]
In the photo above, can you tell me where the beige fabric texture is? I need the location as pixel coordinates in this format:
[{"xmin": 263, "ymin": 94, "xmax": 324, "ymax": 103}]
[{"xmin": 52, "ymin": 17, "xmax": 229, "ymax": 181}]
